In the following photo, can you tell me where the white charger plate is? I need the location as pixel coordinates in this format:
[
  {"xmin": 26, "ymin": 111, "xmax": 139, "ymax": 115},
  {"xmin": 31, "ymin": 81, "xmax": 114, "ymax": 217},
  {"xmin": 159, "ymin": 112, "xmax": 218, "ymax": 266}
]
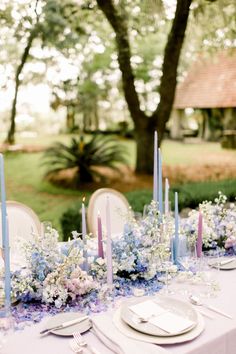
[
  {"xmin": 114, "ymin": 306, "xmax": 205, "ymax": 345},
  {"xmin": 44, "ymin": 312, "xmax": 91, "ymax": 336},
  {"xmin": 120, "ymin": 296, "xmax": 198, "ymax": 337}
]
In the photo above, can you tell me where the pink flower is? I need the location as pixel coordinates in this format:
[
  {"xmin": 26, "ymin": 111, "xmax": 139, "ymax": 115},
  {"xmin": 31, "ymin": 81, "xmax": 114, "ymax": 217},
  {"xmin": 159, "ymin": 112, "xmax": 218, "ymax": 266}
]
[{"xmin": 225, "ymin": 236, "xmax": 236, "ymax": 249}]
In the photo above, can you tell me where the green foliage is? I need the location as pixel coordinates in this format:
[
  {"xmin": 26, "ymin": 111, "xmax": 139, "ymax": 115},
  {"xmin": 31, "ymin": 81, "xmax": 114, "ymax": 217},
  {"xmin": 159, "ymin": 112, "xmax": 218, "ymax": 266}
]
[
  {"xmin": 3, "ymin": 138, "xmax": 236, "ymax": 238},
  {"xmin": 221, "ymin": 134, "xmax": 236, "ymax": 150},
  {"xmin": 43, "ymin": 134, "xmax": 128, "ymax": 184},
  {"xmin": 125, "ymin": 189, "xmax": 153, "ymax": 213},
  {"xmin": 60, "ymin": 205, "xmax": 82, "ymax": 241},
  {"xmin": 41, "ymin": 0, "xmax": 85, "ymax": 49},
  {"xmin": 176, "ymin": 180, "xmax": 236, "ymax": 210},
  {"xmin": 60, "ymin": 179, "xmax": 236, "ymax": 239},
  {"xmin": 125, "ymin": 179, "xmax": 236, "ymax": 213}
]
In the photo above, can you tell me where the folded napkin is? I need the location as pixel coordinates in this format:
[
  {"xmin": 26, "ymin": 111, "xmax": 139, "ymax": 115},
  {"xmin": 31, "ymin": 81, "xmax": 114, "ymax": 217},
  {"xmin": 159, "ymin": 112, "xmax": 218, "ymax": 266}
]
[
  {"xmin": 149, "ymin": 312, "xmax": 195, "ymax": 334},
  {"xmin": 129, "ymin": 300, "xmax": 166, "ymax": 318},
  {"xmin": 92, "ymin": 314, "xmax": 170, "ymax": 354},
  {"xmin": 129, "ymin": 299, "xmax": 195, "ymax": 334}
]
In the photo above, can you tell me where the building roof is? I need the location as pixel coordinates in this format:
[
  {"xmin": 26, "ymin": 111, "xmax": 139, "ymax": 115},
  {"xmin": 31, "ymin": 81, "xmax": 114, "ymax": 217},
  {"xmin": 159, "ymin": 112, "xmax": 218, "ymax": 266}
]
[{"xmin": 174, "ymin": 51, "xmax": 236, "ymax": 109}]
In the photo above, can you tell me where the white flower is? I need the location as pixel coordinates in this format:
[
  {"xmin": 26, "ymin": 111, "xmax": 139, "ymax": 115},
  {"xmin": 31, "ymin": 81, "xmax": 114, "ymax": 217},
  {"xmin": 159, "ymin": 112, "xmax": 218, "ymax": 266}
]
[
  {"xmin": 88, "ymin": 256, "xmax": 95, "ymax": 264},
  {"xmin": 71, "ymin": 231, "xmax": 80, "ymax": 239},
  {"xmin": 96, "ymin": 258, "xmax": 106, "ymax": 266}
]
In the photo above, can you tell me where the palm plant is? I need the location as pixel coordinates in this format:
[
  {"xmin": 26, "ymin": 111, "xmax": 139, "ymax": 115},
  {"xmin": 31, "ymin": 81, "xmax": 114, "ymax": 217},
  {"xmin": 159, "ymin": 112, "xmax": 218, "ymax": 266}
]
[{"xmin": 43, "ymin": 135, "xmax": 128, "ymax": 184}]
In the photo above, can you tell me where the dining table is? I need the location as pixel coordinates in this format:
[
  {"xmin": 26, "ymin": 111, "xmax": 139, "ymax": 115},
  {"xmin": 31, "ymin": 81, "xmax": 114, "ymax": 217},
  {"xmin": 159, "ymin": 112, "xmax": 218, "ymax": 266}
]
[{"xmin": 3, "ymin": 267, "xmax": 236, "ymax": 354}]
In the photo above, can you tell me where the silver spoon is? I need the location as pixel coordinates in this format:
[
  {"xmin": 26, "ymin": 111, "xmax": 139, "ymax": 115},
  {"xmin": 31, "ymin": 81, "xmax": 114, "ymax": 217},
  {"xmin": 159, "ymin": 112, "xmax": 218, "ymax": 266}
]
[
  {"xmin": 189, "ymin": 295, "xmax": 233, "ymax": 319},
  {"xmin": 134, "ymin": 315, "xmax": 170, "ymax": 333},
  {"xmin": 136, "ymin": 315, "xmax": 153, "ymax": 323}
]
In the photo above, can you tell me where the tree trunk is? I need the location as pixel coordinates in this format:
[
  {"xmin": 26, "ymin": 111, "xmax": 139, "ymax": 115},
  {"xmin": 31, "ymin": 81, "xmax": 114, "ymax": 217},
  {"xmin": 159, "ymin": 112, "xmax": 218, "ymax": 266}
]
[
  {"xmin": 152, "ymin": 0, "xmax": 192, "ymax": 142},
  {"xmin": 135, "ymin": 125, "xmax": 155, "ymax": 174},
  {"xmin": 94, "ymin": 100, "xmax": 99, "ymax": 131},
  {"xmin": 6, "ymin": 29, "xmax": 38, "ymax": 144},
  {"xmin": 66, "ymin": 106, "xmax": 75, "ymax": 132},
  {"xmin": 83, "ymin": 111, "xmax": 92, "ymax": 132},
  {"xmin": 96, "ymin": 0, "xmax": 192, "ymax": 174}
]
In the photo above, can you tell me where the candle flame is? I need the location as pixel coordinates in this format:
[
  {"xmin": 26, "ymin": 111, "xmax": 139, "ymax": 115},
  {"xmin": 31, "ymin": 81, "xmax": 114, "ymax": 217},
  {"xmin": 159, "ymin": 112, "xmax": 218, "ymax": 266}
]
[{"xmin": 82, "ymin": 196, "xmax": 85, "ymax": 203}]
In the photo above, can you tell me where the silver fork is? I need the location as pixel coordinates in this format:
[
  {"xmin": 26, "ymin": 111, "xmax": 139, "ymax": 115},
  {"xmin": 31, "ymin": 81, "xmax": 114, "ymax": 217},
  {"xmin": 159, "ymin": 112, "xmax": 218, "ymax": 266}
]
[
  {"xmin": 73, "ymin": 332, "xmax": 101, "ymax": 354},
  {"xmin": 69, "ymin": 339, "xmax": 83, "ymax": 353}
]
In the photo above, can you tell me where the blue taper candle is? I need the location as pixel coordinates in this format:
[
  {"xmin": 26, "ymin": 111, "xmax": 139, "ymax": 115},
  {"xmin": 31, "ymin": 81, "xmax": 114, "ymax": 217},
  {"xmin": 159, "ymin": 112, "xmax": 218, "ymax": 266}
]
[
  {"xmin": 0, "ymin": 153, "xmax": 11, "ymax": 312},
  {"xmin": 174, "ymin": 192, "xmax": 179, "ymax": 264}
]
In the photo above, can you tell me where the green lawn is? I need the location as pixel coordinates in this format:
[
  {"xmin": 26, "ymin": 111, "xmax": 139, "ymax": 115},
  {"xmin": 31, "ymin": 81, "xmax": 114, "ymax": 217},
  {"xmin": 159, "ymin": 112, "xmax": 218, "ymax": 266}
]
[
  {"xmin": 2, "ymin": 134, "xmax": 236, "ymax": 238},
  {"xmin": 5, "ymin": 133, "xmax": 236, "ymax": 167},
  {"xmin": 4, "ymin": 152, "xmax": 88, "ymax": 235}
]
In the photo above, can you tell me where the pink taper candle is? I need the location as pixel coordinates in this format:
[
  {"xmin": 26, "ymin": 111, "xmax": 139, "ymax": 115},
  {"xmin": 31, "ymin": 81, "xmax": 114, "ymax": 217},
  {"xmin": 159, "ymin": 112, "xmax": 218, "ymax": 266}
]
[
  {"xmin": 106, "ymin": 197, "xmax": 113, "ymax": 286},
  {"xmin": 97, "ymin": 212, "xmax": 104, "ymax": 258},
  {"xmin": 197, "ymin": 212, "xmax": 203, "ymax": 258}
]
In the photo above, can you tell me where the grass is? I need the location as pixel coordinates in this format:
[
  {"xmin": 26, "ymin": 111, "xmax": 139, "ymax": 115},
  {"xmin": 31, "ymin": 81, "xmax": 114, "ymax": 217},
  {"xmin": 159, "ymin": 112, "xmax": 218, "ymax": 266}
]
[
  {"xmin": 4, "ymin": 152, "xmax": 89, "ymax": 235},
  {"xmin": 2, "ymin": 134, "xmax": 236, "ymax": 237},
  {"xmin": 3, "ymin": 133, "xmax": 236, "ymax": 167}
]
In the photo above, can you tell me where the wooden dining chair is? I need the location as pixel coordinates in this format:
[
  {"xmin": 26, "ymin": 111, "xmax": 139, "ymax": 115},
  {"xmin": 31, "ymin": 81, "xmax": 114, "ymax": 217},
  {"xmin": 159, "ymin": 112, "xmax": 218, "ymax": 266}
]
[{"xmin": 87, "ymin": 188, "xmax": 130, "ymax": 237}]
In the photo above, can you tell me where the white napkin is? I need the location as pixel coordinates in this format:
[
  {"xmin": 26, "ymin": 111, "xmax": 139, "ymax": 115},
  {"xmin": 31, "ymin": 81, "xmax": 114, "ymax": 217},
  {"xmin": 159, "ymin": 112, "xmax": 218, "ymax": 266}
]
[
  {"xmin": 129, "ymin": 300, "xmax": 166, "ymax": 319},
  {"xmin": 149, "ymin": 312, "xmax": 195, "ymax": 334},
  {"xmin": 128, "ymin": 299, "xmax": 194, "ymax": 334},
  {"xmin": 92, "ymin": 314, "xmax": 170, "ymax": 354}
]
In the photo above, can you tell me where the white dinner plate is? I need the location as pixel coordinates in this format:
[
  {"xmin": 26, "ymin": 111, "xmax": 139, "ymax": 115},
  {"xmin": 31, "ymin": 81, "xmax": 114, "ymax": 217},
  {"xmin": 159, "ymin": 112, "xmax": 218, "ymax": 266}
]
[
  {"xmin": 120, "ymin": 295, "xmax": 198, "ymax": 337},
  {"xmin": 44, "ymin": 312, "xmax": 91, "ymax": 336},
  {"xmin": 114, "ymin": 306, "xmax": 205, "ymax": 345},
  {"xmin": 209, "ymin": 257, "xmax": 236, "ymax": 270}
]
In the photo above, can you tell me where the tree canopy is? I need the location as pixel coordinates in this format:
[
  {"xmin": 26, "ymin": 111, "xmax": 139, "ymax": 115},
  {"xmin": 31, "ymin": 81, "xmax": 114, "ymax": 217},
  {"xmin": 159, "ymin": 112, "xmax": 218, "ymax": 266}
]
[{"xmin": 0, "ymin": 0, "xmax": 235, "ymax": 171}]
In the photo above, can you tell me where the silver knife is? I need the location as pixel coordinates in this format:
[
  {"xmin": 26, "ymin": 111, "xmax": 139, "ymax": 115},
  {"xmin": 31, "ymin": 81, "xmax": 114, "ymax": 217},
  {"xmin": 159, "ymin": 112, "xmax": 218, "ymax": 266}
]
[
  {"xmin": 40, "ymin": 315, "xmax": 89, "ymax": 335},
  {"xmin": 204, "ymin": 305, "xmax": 233, "ymax": 319}
]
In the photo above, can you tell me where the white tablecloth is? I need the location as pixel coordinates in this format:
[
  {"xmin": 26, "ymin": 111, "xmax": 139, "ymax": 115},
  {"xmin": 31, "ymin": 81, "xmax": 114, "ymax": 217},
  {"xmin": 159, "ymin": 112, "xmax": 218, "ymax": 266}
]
[{"xmin": 3, "ymin": 270, "xmax": 236, "ymax": 354}]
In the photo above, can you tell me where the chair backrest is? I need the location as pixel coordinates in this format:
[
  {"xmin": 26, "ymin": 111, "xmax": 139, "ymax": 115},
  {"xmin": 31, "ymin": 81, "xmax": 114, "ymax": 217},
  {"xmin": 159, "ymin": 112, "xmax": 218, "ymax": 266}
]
[
  {"xmin": 0, "ymin": 201, "xmax": 41, "ymax": 251},
  {"xmin": 87, "ymin": 188, "xmax": 130, "ymax": 237}
]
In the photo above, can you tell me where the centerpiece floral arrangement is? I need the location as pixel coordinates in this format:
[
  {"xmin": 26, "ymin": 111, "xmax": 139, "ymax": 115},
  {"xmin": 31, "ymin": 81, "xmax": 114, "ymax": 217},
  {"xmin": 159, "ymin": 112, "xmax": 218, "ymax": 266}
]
[
  {"xmin": 181, "ymin": 192, "xmax": 236, "ymax": 251},
  {"xmin": 112, "ymin": 202, "xmax": 175, "ymax": 280},
  {"xmin": 11, "ymin": 228, "xmax": 95, "ymax": 308},
  {"xmin": 75, "ymin": 202, "xmax": 175, "ymax": 281},
  {"xmin": 11, "ymin": 202, "xmax": 174, "ymax": 308},
  {"xmin": 11, "ymin": 193, "xmax": 235, "ymax": 310}
]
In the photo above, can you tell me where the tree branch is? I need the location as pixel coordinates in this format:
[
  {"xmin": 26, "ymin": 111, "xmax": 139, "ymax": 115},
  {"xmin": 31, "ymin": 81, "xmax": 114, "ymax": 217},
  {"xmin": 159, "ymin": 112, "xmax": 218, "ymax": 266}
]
[
  {"xmin": 152, "ymin": 0, "xmax": 192, "ymax": 139},
  {"xmin": 96, "ymin": 0, "xmax": 146, "ymax": 127},
  {"xmin": 6, "ymin": 1, "xmax": 41, "ymax": 144}
]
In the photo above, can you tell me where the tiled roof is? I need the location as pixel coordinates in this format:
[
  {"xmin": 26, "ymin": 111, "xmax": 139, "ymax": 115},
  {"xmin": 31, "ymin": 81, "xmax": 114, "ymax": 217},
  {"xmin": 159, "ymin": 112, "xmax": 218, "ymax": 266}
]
[{"xmin": 174, "ymin": 51, "xmax": 236, "ymax": 109}]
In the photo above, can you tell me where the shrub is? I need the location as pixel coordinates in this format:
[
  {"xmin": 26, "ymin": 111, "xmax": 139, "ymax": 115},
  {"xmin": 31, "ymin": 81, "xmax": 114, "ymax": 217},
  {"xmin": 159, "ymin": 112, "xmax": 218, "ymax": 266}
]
[
  {"xmin": 43, "ymin": 134, "xmax": 127, "ymax": 185},
  {"xmin": 60, "ymin": 206, "xmax": 82, "ymax": 241},
  {"xmin": 125, "ymin": 179, "xmax": 236, "ymax": 214},
  {"xmin": 60, "ymin": 179, "xmax": 236, "ymax": 239}
]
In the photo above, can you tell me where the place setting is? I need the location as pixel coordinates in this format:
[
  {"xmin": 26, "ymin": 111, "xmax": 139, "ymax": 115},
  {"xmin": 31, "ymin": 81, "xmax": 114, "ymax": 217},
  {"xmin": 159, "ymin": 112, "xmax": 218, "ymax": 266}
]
[
  {"xmin": 207, "ymin": 256, "xmax": 236, "ymax": 271},
  {"xmin": 115, "ymin": 295, "xmax": 204, "ymax": 344}
]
